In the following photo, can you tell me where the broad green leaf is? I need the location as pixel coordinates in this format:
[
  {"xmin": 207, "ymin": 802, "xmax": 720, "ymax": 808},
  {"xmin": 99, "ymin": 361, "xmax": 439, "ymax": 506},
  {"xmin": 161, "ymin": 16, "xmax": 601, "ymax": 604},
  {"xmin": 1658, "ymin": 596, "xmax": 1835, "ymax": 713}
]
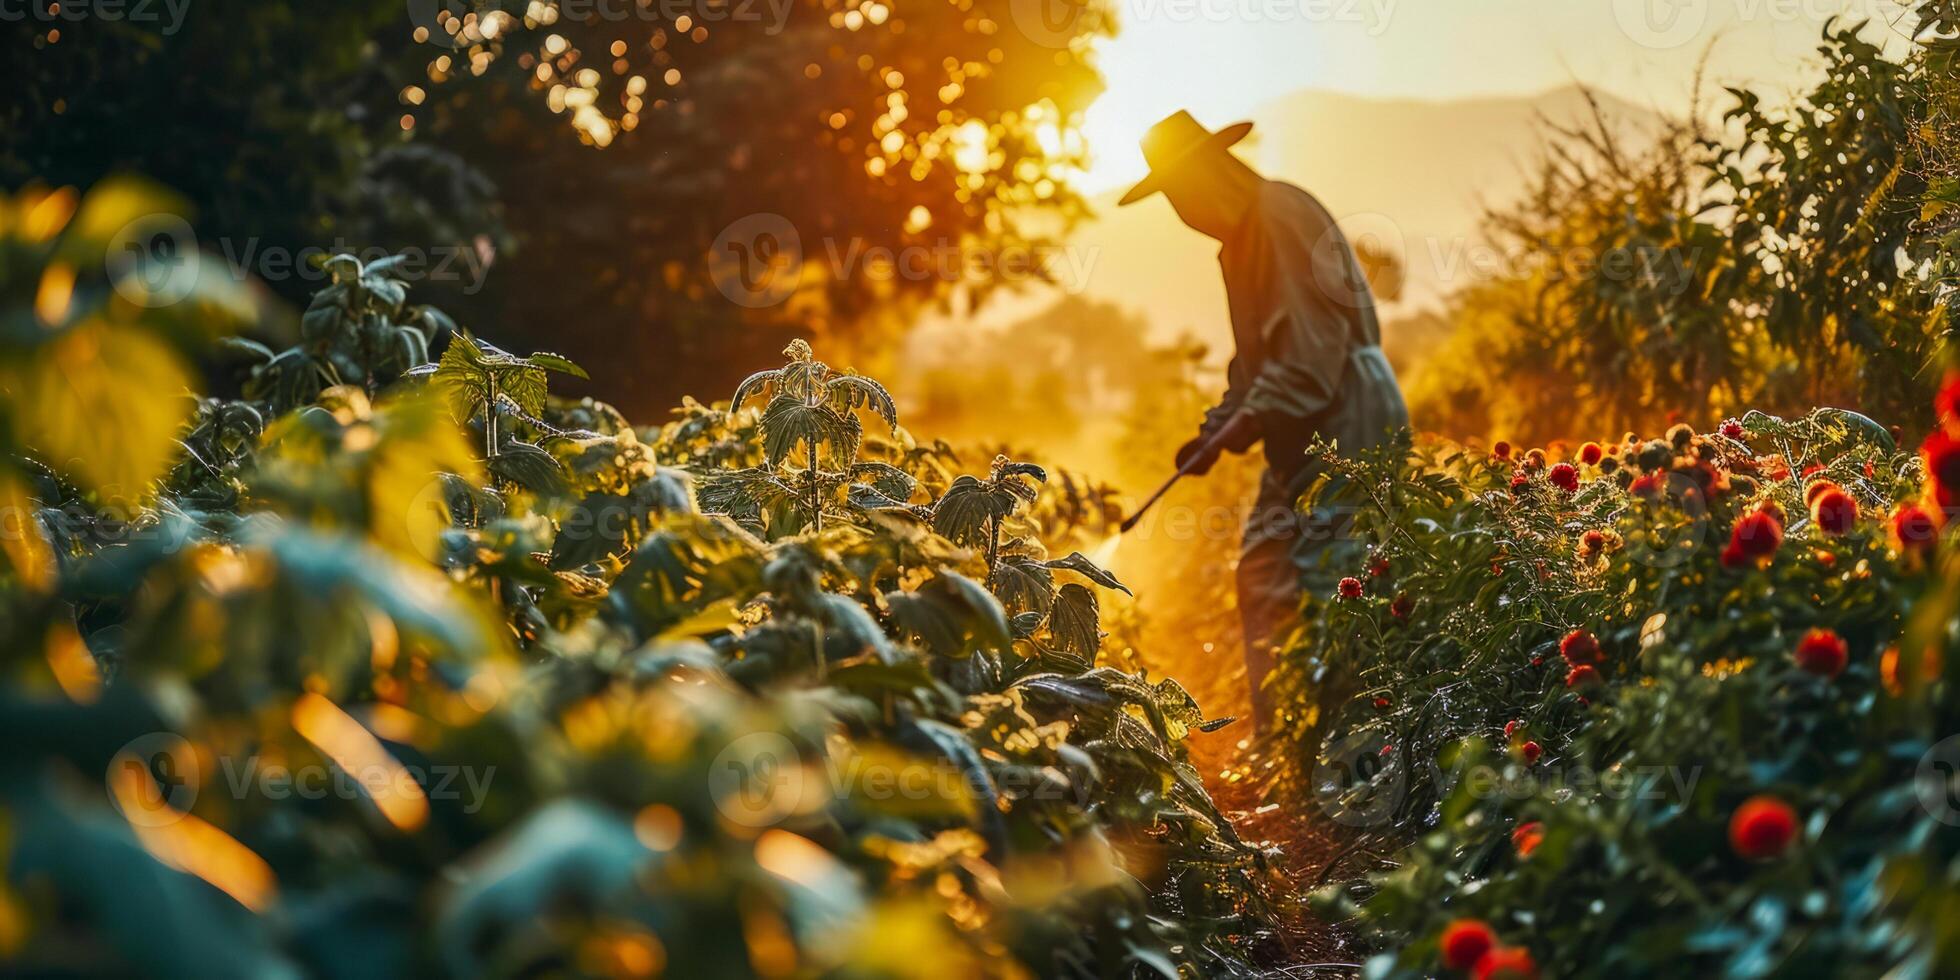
[{"xmin": 0, "ymin": 321, "xmax": 195, "ymax": 505}]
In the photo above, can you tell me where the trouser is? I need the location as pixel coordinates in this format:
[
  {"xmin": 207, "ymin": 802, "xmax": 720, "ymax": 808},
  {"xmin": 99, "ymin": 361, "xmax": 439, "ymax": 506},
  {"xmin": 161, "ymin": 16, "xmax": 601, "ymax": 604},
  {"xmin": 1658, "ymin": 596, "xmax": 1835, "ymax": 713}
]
[{"xmin": 1237, "ymin": 465, "xmax": 1358, "ymax": 729}]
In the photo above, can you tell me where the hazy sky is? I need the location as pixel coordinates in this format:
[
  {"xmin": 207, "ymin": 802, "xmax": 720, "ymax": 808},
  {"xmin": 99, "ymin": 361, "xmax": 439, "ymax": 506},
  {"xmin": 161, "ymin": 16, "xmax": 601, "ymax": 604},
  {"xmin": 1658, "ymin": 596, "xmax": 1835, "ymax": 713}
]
[{"xmin": 1076, "ymin": 0, "xmax": 1922, "ymax": 190}]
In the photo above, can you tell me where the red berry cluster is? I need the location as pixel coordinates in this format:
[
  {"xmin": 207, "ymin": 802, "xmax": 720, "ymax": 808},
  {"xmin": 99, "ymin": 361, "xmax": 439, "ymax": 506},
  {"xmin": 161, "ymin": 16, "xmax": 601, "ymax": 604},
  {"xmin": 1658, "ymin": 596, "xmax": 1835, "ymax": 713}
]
[{"xmin": 1438, "ymin": 919, "xmax": 1539, "ymax": 978}]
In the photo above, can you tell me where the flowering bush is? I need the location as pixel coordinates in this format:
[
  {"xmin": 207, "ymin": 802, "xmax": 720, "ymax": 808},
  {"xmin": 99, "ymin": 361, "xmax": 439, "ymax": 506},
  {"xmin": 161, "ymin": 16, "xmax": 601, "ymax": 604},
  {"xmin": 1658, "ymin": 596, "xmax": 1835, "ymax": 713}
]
[{"xmin": 1272, "ymin": 392, "xmax": 1960, "ymax": 976}]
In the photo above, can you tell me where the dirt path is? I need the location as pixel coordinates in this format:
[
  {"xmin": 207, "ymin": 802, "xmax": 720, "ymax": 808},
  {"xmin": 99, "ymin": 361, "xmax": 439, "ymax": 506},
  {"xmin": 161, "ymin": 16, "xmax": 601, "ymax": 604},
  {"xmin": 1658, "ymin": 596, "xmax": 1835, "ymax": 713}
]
[
  {"xmin": 1191, "ymin": 727, "xmax": 1366, "ymax": 976},
  {"xmin": 1118, "ymin": 548, "xmax": 1371, "ymax": 974}
]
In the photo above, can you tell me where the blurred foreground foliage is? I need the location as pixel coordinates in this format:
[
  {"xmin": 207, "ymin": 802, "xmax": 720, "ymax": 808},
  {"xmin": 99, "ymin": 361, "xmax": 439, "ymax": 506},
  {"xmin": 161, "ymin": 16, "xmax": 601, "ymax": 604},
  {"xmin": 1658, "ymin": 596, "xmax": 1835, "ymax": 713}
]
[{"xmin": 0, "ymin": 181, "xmax": 1281, "ymax": 978}]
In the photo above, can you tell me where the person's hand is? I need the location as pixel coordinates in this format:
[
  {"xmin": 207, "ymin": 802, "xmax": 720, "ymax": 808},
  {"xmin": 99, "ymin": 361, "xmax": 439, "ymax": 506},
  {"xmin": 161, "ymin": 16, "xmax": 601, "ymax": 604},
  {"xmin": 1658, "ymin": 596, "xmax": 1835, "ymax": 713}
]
[
  {"xmin": 1175, "ymin": 412, "xmax": 1261, "ymax": 476},
  {"xmin": 1215, "ymin": 409, "xmax": 1262, "ymax": 453},
  {"xmin": 1176, "ymin": 434, "xmax": 1221, "ymax": 476}
]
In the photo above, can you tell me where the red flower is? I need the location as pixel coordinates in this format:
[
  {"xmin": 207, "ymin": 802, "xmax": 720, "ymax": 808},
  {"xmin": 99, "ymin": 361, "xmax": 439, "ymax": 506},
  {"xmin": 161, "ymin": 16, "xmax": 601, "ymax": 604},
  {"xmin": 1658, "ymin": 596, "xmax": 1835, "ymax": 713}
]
[
  {"xmin": 1510, "ymin": 472, "xmax": 1531, "ymax": 494},
  {"xmin": 1794, "ymin": 627, "xmax": 1848, "ymax": 678},
  {"xmin": 1440, "ymin": 919, "xmax": 1496, "ymax": 971},
  {"xmin": 1511, "ymin": 821, "xmax": 1544, "ymax": 858},
  {"xmin": 1721, "ymin": 418, "xmax": 1746, "ymax": 440},
  {"xmin": 1924, "ymin": 429, "xmax": 1960, "ymax": 510},
  {"xmin": 1391, "ymin": 593, "xmax": 1414, "ymax": 620},
  {"xmin": 1559, "ymin": 628, "xmax": 1602, "ymax": 665},
  {"xmin": 1809, "ymin": 486, "xmax": 1858, "ymax": 536},
  {"xmin": 1519, "ymin": 740, "xmax": 1542, "ymax": 764},
  {"xmin": 1724, "ymin": 508, "xmax": 1783, "ymax": 568},
  {"xmin": 1579, "ymin": 441, "xmax": 1604, "ymax": 466},
  {"xmin": 1369, "ymin": 555, "xmax": 1391, "ymax": 577},
  {"xmin": 1473, "ymin": 947, "xmax": 1539, "ymax": 980},
  {"xmin": 1338, "ymin": 577, "xmax": 1364, "ymax": 599},
  {"xmin": 1503, "ymin": 719, "xmax": 1522, "ymax": 741},
  {"xmin": 1524, "ymin": 449, "xmax": 1547, "ymax": 471},
  {"xmin": 1935, "ymin": 371, "xmax": 1960, "ymax": 435},
  {"xmin": 1629, "ymin": 472, "xmax": 1664, "ymax": 501},
  {"xmin": 1803, "ymin": 479, "xmax": 1836, "ymax": 508},
  {"xmin": 1891, "ymin": 502, "xmax": 1940, "ymax": 555},
  {"xmin": 1565, "ymin": 664, "xmax": 1601, "ymax": 691},
  {"xmin": 1548, "ymin": 462, "xmax": 1579, "ymax": 492},
  {"xmin": 1492, "ymin": 440, "xmax": 1512, "ymax": 461},
  {"xmin": 1373, "ymin": 696, "xmax": 1391, "ymax": 710},
  {"xmin": 1580, "ymin": 529, "xmax": 1607, "ymax": 553},
  {"xmin": 1729, "ymin": 795, "xmax": 1797, "ymax": 861}
]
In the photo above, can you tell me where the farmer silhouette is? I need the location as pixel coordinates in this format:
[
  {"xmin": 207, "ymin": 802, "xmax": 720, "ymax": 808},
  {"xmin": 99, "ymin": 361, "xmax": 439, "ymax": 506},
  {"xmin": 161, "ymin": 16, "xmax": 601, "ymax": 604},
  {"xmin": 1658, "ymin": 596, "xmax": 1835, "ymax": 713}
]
[{"xmin": 1121, "ymin": 110, "xmax": 1409, "ymax": 729}]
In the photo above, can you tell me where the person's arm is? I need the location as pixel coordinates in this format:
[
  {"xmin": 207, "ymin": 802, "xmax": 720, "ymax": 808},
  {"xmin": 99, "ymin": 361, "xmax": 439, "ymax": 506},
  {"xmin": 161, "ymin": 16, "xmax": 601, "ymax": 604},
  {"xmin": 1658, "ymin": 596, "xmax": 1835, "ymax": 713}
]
[
  {"xmin": 1238, "ymin": 301, "xmax": 1346, "ymax": 435},
  {"xmin": 1177, "ymin": 354, "xmax": 1261, "ymax": 475},
  {"xmin": 1196, "ymin": 354, "xmax": 1247, "ymax": 438}
]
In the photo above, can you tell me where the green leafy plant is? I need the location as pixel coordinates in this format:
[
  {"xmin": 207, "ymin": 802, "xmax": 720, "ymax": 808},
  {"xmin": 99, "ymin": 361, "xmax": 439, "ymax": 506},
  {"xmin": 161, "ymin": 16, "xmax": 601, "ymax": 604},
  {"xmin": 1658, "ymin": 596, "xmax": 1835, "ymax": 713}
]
[
  {"xmin": 716, "ymin": 339, "xmax": 899, "ymax": 534},
  {"xmin": 233, "ymin": 252, "xmax": 461, "ymax": 415},
  {"xmin": 408, "ymin": 330, "xmax": 588, "ymax": 461},
  {"xmin": 0, "ymin": 219, "xmax": 1277, "ymax": 979}
]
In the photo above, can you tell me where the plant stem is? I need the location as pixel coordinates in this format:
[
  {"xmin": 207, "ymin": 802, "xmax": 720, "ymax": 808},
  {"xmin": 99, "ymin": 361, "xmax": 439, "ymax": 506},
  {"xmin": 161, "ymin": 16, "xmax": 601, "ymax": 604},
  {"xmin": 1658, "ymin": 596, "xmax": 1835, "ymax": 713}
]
[
  {"xmin": 807, "ymin": 438, "xmax": 821, "ymax": 534},
  {"xmin": 484, "ymin": 374, "xmax": 500, "ymax": 460}
]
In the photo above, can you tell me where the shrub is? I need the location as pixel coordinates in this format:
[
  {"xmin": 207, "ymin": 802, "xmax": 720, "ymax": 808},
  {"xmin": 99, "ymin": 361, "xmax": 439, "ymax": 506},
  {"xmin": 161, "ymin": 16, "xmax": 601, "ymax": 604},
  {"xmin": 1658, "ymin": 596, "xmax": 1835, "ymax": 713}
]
[
  {"xmin": 1274, "ymin": 398, "xmax": 1960, "ymax": 976},
  {"xmin": 0, "ymin": 189, "xmax": 1276, "ymax": 977}
]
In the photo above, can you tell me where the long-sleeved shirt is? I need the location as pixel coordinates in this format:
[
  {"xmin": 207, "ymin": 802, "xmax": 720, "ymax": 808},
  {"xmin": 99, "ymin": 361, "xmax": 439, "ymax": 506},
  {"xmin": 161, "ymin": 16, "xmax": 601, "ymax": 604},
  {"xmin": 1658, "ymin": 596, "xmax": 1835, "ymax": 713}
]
[{"xmin": 1201, "ymin": 179, "xmax": 1409, "ymax": 492}]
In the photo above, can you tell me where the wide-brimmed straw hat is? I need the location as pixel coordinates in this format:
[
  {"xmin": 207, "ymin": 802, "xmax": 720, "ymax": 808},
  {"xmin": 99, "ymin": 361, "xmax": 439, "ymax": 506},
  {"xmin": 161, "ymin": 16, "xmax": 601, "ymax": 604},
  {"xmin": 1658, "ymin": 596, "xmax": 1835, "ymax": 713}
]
[{"xmin": 1117, "ymin": 110, "xmax": 1254, "ymax": 206}]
